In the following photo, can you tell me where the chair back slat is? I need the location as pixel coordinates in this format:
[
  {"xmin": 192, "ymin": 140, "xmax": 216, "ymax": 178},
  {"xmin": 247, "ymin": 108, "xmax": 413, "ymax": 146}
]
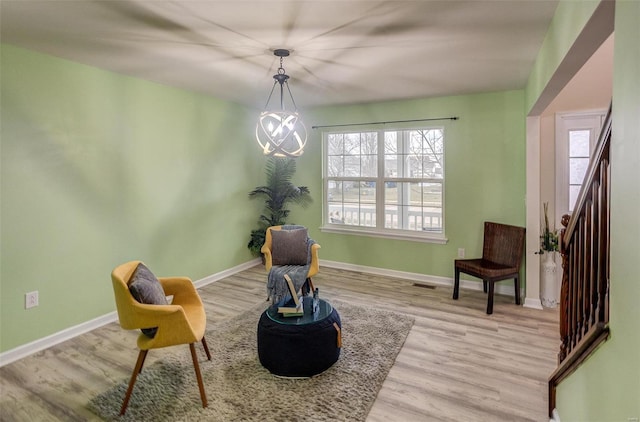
[{"xmin": 482, "ymin": 222, "xmax": 526, "ymax": 267}]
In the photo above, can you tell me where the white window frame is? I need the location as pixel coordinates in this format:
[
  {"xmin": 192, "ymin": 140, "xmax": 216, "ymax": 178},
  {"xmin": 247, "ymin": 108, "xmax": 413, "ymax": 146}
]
[
  {"xmin": 555, "ymin": 109, "xmax": 606, "ymax": 224},
  {"xmin": 321, "ymin": 126, "xmax": 447, "ymax": 244}
]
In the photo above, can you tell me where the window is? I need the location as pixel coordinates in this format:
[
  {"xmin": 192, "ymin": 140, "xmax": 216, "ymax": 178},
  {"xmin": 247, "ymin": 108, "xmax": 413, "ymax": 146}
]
[
  {"xmin": 568, "ymin": 129, "xmax": 591, "ymax": 211},
  {"xmin": 324, "ymin": 127, "xmax": 444, "ymax": 242},
  {"xmin": 555, "ymin": 110, "xmax": 606, "ymax": 220}
]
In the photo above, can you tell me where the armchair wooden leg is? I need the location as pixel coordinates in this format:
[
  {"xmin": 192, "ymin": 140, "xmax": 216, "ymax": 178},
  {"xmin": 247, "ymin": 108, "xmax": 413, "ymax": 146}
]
[
  {"xmin": 514, "ymin": 275, "xmax": 521, "ymax": 305},
  {"xmin": 301, "ymin": 277, "xmax": 315, "ymax": 296},
  {"xmin": 307, "ymin": 277, "xmax": 315, "ymax": 294},
  {"xmin": 201, "ymin": 337, "xmax": 212, "ymax": 360},
  {"xmin": 138, "ymin": 349, "xmax": 148, "ymax": 374},
  {"xmin": 453, "ymin": 267, "xmax": 460, "ymax": 300},
  {"xmin": 486, "ymin": 281, "xmax": 495, "ymax": 315},
  {"xmin": 189, "ymin": 343, "xmax": 208, "ymax": 408},
  {"xmin": 120, "ymin": 349, "xmax": 148, "ymax": 416},
  {"xmin": 483, "ymin": 280, "xmax": 488, "ymax": 293}
]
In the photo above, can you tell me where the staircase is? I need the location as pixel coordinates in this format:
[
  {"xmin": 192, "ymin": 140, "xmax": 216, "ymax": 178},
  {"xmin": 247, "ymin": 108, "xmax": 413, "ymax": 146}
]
[{"xmin": 548, "ymin": 105, "xmax": 612, "ymax": 416}]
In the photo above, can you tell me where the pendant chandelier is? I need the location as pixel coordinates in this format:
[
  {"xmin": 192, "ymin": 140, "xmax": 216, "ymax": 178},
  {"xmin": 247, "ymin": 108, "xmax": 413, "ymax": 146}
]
[{"xmin": 255, "ymin": 49, "xmax": 307, "ymax": 158}]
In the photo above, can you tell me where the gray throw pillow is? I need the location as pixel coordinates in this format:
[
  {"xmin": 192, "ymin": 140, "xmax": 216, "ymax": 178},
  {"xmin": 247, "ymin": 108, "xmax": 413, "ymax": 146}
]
[
  {"xmin": 128, "ymin": 263, "xmax": 168, "ymax": 338},
  {"xmin": 271, "ymin": 228, "xmax": 309, "ymax": 266}
]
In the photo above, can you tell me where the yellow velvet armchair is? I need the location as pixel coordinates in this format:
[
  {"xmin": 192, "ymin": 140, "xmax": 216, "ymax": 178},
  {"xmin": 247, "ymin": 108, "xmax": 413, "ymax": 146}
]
[
  {"xmin": 111, "ymin": 261, "xmax": 211, "ymax": 415},
  {"xmin": 261, "ymin": 225, "xmax": 321, "ymax": 292}
]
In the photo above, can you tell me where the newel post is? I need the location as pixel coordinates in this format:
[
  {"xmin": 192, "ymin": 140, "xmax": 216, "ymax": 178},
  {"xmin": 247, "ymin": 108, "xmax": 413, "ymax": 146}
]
[{"xmin": 558, "ymin": 213, "xmax": 571, "ymax": 364}]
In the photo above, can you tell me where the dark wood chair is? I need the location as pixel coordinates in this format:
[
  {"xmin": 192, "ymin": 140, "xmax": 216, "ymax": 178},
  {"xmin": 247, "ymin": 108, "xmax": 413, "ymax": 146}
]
[{"xmin": 453, "ymin": 222, "xmax": 526, "ymax": 314}]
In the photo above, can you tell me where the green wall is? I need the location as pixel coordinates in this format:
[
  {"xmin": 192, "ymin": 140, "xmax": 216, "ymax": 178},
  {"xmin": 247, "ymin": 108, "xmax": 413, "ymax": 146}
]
[
  {"xmin": 2, "ymin": 46, "xmax": 528, "ymax": 353},
  {"xmin": 293, "ymin": 91, "xmax": 526, "ymax": 279},
  {"xmin": 0, "ymin": 45, "xmax": 265, "ymax": 352},
  {"xmin": 525, "ymin": 0, "xmax": 601, "ymax": 113},
  {"xmin": 528, "ymin": 1, "xmax": 640, "ymax": 420}
]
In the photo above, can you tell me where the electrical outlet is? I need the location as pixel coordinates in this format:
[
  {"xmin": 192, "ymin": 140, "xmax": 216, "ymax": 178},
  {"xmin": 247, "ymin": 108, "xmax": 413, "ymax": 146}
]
[
  {"xmin": 25, "ymin": 291, "xmax": 39, "ymax": 309},
  {"xmin": 457, "ymin": 248, "xmax": 465, "ymax": 258}
]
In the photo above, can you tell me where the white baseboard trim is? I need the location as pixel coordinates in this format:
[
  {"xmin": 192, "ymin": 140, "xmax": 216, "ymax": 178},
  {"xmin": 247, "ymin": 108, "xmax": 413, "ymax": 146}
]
[
  {"xmin": 524, "ymin": 297, "xmax": 544, "ymax": 310},
  {"xmin": 0, "ymin": 311, "xmax": 118, "ymax": 368},
  {"xmin": 320, "ymin": 259, "xmax": 524, "ymax": 297},
  {"xmin": 193, "ymin": 258, "xmax": 261, "ymax": 289},
  {"xmin": 0, "ymin": 259, "xmax": 262, "ymax": 368}
]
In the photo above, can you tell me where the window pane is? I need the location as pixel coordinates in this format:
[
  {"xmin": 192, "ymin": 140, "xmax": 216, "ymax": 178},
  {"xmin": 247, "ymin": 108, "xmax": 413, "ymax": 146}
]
[
  {"xmin": 384, "ymin": 204, "xmax": 399, "ymax": 229},
  {"xmin": 327, "ymin": 156, "xmax": 343, "ymax": 177},
  {"xmin": 345, "ymin": 205, "xmax": 360, "ymax": 225},
  {"xmin": 360, "ymin": 181, "xmax": 376, "ymax": 203},
  {"xmin": 406, "ymin": 155, "xmax": 421, "ymax": 178},
  {"xmin": 359, "ymin": 205, "xmax": 376, "ymax": 226},
  {"xmin": 423, "ymin": 155, "xmax": 443, "ymax": 178},
  {"xmin": 384, "ymin": 155, "xmax": 398, "ymax": 178},
  {"xmin": 361, "ymin": 154, "xmax": 377, "ymax": 177},
  {"xmin": 384, "ymin": 182, "xmax": 399, "ymax": 205},
  {"xmin": 327, "ymin": 133, "xmax": 343, "ymax": 155},
  {"xmin": 327, "ymin": 180, "xmax": 342, "ymax": 201},
  {"xmin": 361, "ymin": 132, "xmax": 378, "ymax": 154},
  {"xmin": 384, "ymin": 132, "xmax": 398, "ymax": 154},
  {"xmin": 421, "ymin": 182, "xmax": 442, "ymax": 232},
  {"xmin": 409, "ymin": 132, "xmax": 423, "ymax": 154},
  {"xmin": 344, "ymin": 133, "xmax": 361, "ymax": 155},
  {"xmin": 344, "ymin": 156, "xmax": 360, "ymax": 177},
  {"xmin": 343, "ymin": 181, "xmax": 359, "ymax": 203},
  {"xmin": 422, "ymin": 182, "xmax": 442, "ymax": 204},
  {"xmin": 569, "ymin": 130, "xmax": 590, "ymax": 156},
  {"xmin": 570, "ymin": 157, "xmax": 589, "ymax": 184},
  {"xmin": 328, "ymin": 181, "xmax": 345, "ymax": 223}
]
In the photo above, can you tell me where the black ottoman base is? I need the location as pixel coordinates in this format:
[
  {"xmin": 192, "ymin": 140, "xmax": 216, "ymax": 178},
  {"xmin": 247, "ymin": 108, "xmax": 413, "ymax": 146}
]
[{"xmin": 257, "ymin": 309, "xmax": 341, "ymax": 377}]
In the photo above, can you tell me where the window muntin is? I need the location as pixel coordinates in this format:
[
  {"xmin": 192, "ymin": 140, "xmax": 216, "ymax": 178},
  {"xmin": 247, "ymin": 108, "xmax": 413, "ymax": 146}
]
[{"xmin": 324, "ymin": 128, "xmax": 444, "ymax": 238}]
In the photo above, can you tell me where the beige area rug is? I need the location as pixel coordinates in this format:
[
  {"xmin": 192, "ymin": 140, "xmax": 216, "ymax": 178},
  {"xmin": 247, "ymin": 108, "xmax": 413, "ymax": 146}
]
[{"xmin": 88, "ymin": 299, "xmax": 414, "ymax": 422}]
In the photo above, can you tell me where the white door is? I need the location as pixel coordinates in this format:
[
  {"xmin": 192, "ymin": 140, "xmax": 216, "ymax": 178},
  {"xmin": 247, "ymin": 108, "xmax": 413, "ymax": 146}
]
[{"xmin": 555, "ymin": 110, "xmax": 607, "ymax": 225}]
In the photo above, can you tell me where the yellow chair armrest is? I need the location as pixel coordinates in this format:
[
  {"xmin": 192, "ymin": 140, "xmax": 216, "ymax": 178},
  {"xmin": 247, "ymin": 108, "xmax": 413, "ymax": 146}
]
[
  {"xmin": 158, "ymin": 277, "xmax": 204, "ymax": 307},
  {"xmin": 158, "ymin": 276, "xmax": 195, "ymax": 296},
  {"xmin": 262, "ymin": 246, "xmax": 274, "ymax": 272},
  {"xmin": 120, "ymin": 301, "xmax": 182, "ymax": 329},
  {"xmin": 262, "ymin": 225, "xmax": 280, "ymax": 272},
  {"xmin": 137, "ymin": 305, "xmax": 202, "ymax": 349},
  {"xmin": 308, "ymin": 243, "xmax": 321, "ymax": 278}
]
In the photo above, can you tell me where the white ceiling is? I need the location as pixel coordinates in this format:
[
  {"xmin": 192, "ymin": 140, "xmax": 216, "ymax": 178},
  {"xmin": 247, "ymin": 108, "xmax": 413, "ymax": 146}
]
[{"xmin": 0, "ymin": 0, "xmax": 559, "ymax": 109}]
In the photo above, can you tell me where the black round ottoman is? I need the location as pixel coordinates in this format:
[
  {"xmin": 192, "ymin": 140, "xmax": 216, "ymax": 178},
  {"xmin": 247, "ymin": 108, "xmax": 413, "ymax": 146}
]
[{"xmin": 257, "ymin": 298, "xmax": 341, "ymax": 377}]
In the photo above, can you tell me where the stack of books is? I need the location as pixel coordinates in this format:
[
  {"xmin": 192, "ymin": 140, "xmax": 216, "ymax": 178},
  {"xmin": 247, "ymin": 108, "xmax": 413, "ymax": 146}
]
[
  {"xmin": 278, "ymin": 298, "xmax": 303, "ymax": 317},
  {"xmin": 278, "ymin": 274, "xmax": 304, "ymax": 317}
]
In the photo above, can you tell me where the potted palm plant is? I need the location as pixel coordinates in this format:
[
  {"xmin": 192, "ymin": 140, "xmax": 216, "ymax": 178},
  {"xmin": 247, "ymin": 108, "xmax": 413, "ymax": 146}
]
[
  {"xmin": 247, "ymin": 157, "xmax": 312, "ymax": 257},
  {"xmin": 539, "ymin": 202, "xmax": 559, "ymax": 254}
]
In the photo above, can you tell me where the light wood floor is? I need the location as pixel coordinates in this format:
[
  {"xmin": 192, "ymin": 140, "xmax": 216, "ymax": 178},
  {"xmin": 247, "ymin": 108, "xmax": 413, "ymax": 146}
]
[{"xmin": 0, "ymin": 265, "xmax": 559, "ymax": 421}]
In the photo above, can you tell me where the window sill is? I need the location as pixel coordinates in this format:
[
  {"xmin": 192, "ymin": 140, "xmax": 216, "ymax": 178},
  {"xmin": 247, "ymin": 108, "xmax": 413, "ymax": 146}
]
[{"xmin": 320, "ymin": 225, "xmax": 448, "ymax": 244}]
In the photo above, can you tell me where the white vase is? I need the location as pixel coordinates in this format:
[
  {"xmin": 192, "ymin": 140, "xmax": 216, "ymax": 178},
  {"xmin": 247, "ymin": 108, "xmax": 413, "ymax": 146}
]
[{"xmin": 540, "ymin": 252, "xmax": 558, "ymax": 308}]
